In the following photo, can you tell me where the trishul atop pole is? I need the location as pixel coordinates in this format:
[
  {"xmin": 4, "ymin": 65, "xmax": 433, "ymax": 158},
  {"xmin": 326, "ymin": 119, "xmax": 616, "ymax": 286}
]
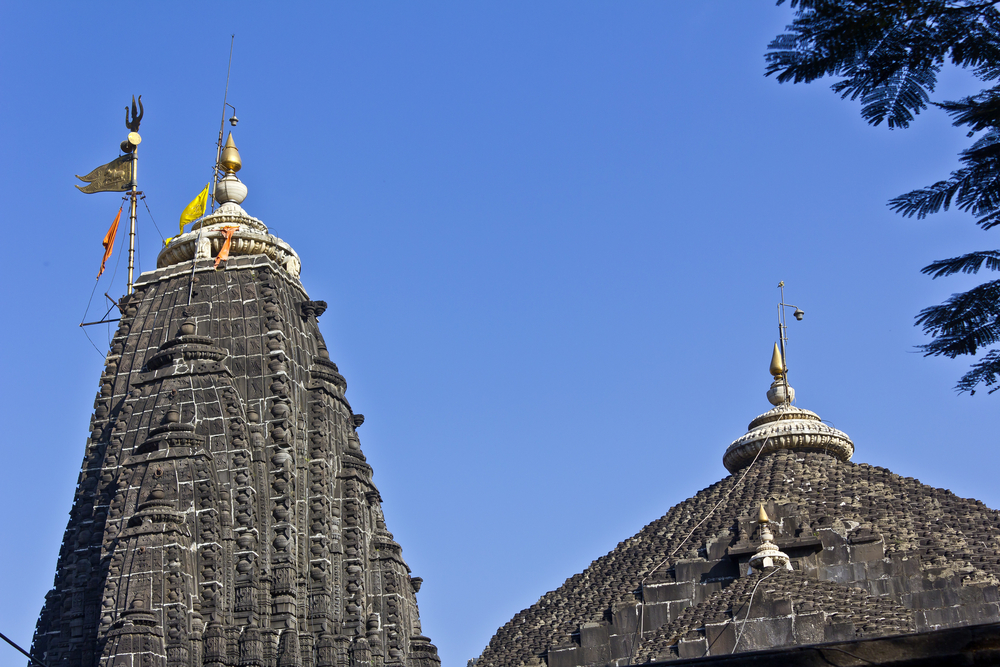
[
  {"xmin": 124, "ymin": 96, "xmax": 143, "ymax": 295},
  {"xmin": 74, "ymin": 95, "xmax": 143, "ymax": 295}
]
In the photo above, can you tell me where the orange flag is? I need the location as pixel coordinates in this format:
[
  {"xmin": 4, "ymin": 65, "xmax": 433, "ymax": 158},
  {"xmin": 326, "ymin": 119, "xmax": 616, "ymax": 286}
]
[
  {"xmin": 214, "ymin": 226, "xmax": 239, "ymax": 268},
  {"xmin": 97, "ymin": 208, "xmax": 122, "ymax": 279}
]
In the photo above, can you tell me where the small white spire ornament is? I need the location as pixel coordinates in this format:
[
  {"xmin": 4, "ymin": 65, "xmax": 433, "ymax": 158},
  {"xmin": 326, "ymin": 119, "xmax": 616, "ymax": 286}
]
[{"xmin": 748, "ymin": 504, "xmax": 793, "ymax": 574}]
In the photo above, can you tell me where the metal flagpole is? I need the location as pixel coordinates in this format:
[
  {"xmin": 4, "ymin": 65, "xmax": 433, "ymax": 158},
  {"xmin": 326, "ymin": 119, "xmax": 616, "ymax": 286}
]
[
  {"xmin": 127, "ymin": 147, "xmax": 138, "ymax": 294},
  {"xmin": 122, "ymin": 95, "xmax": 143, "ymax": 295}
]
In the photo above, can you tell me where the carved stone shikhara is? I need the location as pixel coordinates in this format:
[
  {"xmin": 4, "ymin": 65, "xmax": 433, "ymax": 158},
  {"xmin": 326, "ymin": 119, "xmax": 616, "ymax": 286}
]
[{"xmin": 33, "ymin": 216, "xmax": 437, "ymax": 666}]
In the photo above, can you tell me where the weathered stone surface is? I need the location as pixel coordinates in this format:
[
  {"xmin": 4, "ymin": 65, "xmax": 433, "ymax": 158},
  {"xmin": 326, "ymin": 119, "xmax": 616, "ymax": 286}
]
[
  {"xmin": 478, "ymin": 449, "xmax": 1000, "ymax": 666},
  {"xmin": 33, "ymin": 250, "xmax": 437, "ymax": 667}
]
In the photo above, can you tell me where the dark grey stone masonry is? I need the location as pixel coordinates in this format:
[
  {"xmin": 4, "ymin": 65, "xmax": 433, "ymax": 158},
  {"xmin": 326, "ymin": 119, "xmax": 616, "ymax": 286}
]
[
  {"xmin": 32, "ymin": 254, "xmax": 438, "ymax": 667},
  {"xmin": 479, "ymin": 449, "xmax": 1000, "ymax": 666}
]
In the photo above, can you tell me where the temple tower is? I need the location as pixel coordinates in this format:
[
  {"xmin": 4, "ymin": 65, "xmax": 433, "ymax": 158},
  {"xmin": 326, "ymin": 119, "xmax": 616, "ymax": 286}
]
[{"xmin": 33, "ymin": 136, "xmax": 439, "ymax": 667}]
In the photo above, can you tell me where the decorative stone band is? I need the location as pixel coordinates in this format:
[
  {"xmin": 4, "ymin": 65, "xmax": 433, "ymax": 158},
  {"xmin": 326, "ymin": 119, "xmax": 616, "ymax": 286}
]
[
  {"xmin": 723, "ymin": 404, "xmax": 854, "ymax": 473},
  {"xmin": 194, "ymin": 202, "xmax": 269, "ymax": 234},
  {"xmin": 156, "ymin": 203, "xmax": 301, "ymax": 278}
]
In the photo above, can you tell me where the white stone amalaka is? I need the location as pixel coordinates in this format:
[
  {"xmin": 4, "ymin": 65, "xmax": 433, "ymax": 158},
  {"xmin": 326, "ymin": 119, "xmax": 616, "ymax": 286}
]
[
  {"xmin": 214, "ymin": 173, "xmax": 247, "ymax": 205},
  {"xmin": 156, "ymin": 201, "xmax": 302, "ymax": 278},
  {"xmin": 722, "ymin": 403, "xmax": 854, "ymax": 473},
  {"xmin": 766, "ymin": 377, "xmax": 795, "ymax": 406}
]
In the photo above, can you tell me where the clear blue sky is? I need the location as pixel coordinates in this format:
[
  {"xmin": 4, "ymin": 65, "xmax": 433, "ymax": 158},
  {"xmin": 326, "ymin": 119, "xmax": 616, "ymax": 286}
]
[{"xmin": 0, "ymin": 3, "xmax": 995, "ymax": 666}]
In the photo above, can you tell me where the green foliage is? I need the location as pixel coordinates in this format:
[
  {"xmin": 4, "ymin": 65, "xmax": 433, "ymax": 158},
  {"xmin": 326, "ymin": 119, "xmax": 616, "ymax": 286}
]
[{"xmin": 768, "ymin": 0, "xmax": 1000, "ymax": 394}]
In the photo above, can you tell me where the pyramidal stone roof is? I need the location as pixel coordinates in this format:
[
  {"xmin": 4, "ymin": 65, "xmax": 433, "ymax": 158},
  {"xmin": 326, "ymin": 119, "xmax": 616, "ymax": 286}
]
[
  {"xmin": 32, "ymin": 150, "xmax": 439, "ymax": 667},
  {"xmin": 478, "ymin": 376, "xmax": 1000, "ymax": 666}
]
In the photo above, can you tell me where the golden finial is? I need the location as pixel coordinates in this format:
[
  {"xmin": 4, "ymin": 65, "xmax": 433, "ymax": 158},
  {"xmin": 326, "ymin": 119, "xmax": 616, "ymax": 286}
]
[
  {"xmin": 758, "ymin": 504, "xmax": 769, "ymax": 524},
  {"xmin": 220, "ymin": 132, "xmax": 242, "ymax": 173},
  {"xmin": 757, "ymin": 503, "xmax": 770, "ymax": 523},
  {"xmin": 769, "ymin": 343, "xmax": 785, "ymax": 378}
]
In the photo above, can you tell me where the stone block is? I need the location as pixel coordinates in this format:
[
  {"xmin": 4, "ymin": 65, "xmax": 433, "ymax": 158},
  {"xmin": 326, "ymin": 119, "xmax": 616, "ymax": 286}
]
[
  {"xmin": 912, "ymin": 589, "xmax": 943, "ymax": 609},
  {"xmin": 940, "ymin": 587, "xmax": 961, "ymax": 607},
  {"xmin": 919, "ymin": 605, "xmax": 964, "ymax": 629},
  {"xmin": 865, "ymin": 578, "xmax": 888, "ymax": 596},
  {"xmin": 671, "ymin": 558, "xmax": 735, "ymax": 584},
  {"xmin": 793, "ymin": 613, "xmax": 825, "ymax": 645},
  {"xmin": 579, "ymin": 623, "xmax": 610, "ymax": 666},
  {"xmin": 677, "ymin": 636, "xmax": 708, "ymax": 659},
  {"xmin": 824, "ymin": 622, "xmax": 856, "ymax": 643},
  {"xmin": 772, "ymin": 597, "xmax": 793, "ymax": 616},
  {"xmin": 707, "ymin": 540, "xmax": 729, "ymax": 561},
  {"xmin": 851, "ymin": 540, "xmax": 885, "ymax": 562},
  {"xmin": 820, "ymin": 544, "xmax": 850, "ymax": 566},
  {"xmin": 643, "ymin": 582, "xmax": 692, "ymax": 603},
  {"xmin": 959, "ymin": 585, "xmax": 986, "ymax": 605},
  {"xmin": 579, "ymin": 622, "xmax": 608, "ymax": 648},
  {"xmin": 967, "ymin": 602, "xmax": 1000, "ymax": 624},
  {"xmin": 865, "ymin": 559, "xmax": 889, "ymax": 577},
  {"xmin": 908, "ymin": 575, "xmax": 928, "ymax": 593},
  {"xmin": 703, "ymin": 559, "xmax": 739, "ymax": 582},
  {"xmin": 820, "ymin": 564, "xmax": 852, "ymax": 584},
  {"xmin": 694, "ymin": 581, "xmax": 724, "ymax": 604},
  {"xmin": 704, "ymin": 622, "xmax": 736, "ymax": 655},
  {"xmin": 641, "ymin": 602, "xmax": 676, "ymax": 632},
  {"xmin": 819, "ymin": 529, "xmax": 847, "ymax": 548},
  {"xmin": 612, "ymin": 603, "xmax": 640, "ymax": 635},
  {"xmin": 547, "ymin": 645, "xmax": 580, "ymax": 667},
  {"xmin": 608, "ymin": 633, "xmax": 633, "ymax": 661},
  {"xmin": 985, "ymin": 586, "xmax": 1000, "ymax": 603},
  {"xmin": 736, "ymin": 617, "xmax": 793, "ymax": 652}
]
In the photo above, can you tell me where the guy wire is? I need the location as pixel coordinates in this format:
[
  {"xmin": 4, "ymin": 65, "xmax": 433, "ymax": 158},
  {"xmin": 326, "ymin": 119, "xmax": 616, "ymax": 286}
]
[
  {"xmin": 140, "ymin": 195, "xmax": 165, "ymax": 243},
  {"xmin": 628, "ymin": 436, "xmax": 770, "ymax": 663}
]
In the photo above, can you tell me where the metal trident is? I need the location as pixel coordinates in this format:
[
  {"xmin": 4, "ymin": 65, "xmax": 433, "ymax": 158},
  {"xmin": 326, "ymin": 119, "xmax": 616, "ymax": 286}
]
[{"xmin": 125, "ymin": 95, "xmax": 143, "ymax": 132}]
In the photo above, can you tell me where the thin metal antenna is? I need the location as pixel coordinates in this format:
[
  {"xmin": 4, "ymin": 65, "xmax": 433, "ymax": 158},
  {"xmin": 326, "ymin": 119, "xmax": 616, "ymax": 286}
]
[
  {"xmin": 209, "ymin": 35, "xmax": 235, "ymax": 213},
  {"xmin": 775, "ymin": 281, "xmax": 805, "ymax": 405},
  {"xmin": 777, "ymin": 281, "xmax": 789, "ymax": 399},
  {"xmin": 190, "ymin": 36, "xmax": 234, "ymax": 306}
]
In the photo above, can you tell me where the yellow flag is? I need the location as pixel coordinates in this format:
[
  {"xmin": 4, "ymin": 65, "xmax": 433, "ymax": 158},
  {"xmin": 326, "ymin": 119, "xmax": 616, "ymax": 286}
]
[{"xmin": 179, "ymin": 183, "xmax": 209, "ymax": 233}]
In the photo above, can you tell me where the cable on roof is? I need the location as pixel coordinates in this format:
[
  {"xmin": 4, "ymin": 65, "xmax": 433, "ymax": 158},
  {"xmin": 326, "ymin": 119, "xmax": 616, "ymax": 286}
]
[
  {"xmin": 731, "ymin": 567, "xmax": 781, "ymax": 653},
  {"xmin": 627, "ymin": 436, "xmax": 771, "ymax": 663}
]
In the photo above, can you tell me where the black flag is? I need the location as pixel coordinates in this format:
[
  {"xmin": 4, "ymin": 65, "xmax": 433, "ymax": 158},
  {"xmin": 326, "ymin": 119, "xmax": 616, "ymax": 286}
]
[{"xmin": 75, "ymin": 155, "xmax": 132, "ymax": 194}]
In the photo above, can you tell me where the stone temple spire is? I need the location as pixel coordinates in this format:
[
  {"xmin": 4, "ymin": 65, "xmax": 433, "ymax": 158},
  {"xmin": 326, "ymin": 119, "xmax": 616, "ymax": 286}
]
[
  {"xmin": 722, "ymin": 346, "xmax": 854, "ymax": 474},
  {"xmin": 32, "ymin": 134, "xmax": 438, "ymax": 667}
]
